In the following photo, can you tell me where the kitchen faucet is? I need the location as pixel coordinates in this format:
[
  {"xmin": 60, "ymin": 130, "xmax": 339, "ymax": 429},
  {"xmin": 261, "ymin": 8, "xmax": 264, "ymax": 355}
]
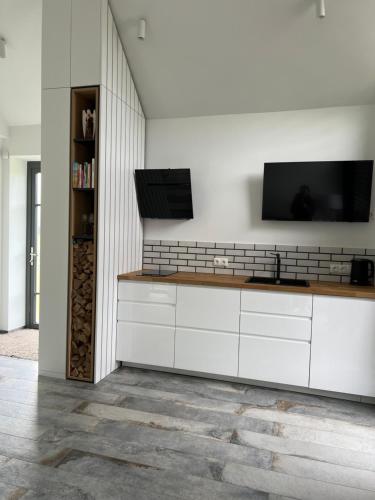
[{"xmin": 270, "ymin": 252, "xmax": 281, "ymax": 284}]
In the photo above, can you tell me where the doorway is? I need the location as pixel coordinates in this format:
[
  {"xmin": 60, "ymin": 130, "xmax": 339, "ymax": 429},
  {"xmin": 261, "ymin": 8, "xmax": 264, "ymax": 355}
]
[{"xmin": 26, "ymin": 162, "xmax": 41, "ymax": 329}]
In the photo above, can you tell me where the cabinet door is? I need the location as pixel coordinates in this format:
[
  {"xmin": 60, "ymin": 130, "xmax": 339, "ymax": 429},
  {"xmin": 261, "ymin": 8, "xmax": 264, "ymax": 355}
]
[
  {"xmin": 240, "ymin": 312, "xmax": 311, "ymax": 341},
  {"xmin": 310, "ymin": 296, "xmax": 375, "ymax": 397},
  {"xmin": 118, "ymin": 281, "xmax": 176, "ymax": 304},
  {"xmin": 175, "ymin": 328, "xmax": 238, "ymax": 376},
  {"xmin": 239, "ymin": 336, "xmax": 310, "ymax": 386},
  {"xmin": 241, "ymin": 290, "xmax": 312, "ymax": 317},
  {"xmin": 116, "ymin": 322, "xmax": 175, "ymax": 367},
  {"xmin": 176, "ymin": 285, "xmax": 240, "ymax": 332}
]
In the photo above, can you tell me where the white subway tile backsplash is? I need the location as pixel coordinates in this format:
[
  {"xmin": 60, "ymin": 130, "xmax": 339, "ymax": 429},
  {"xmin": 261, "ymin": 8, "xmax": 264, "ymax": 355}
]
[
  {"xmin": 298, "ymin": 246, "xmax": 319, "ymax": 252},
  {"xmin": 225, "ymin": 249, "xmax": 245, "ymax": 256},
  {"xmin": 320, "ymin": 246, "xmax": 342, "ymax": 254},
  {"xmin": 179, "ymin": 241, "xmax": 197, "ymax": 247},
  {"xmin": 142, "ymin": 239, "xmax": 368, "ymax": 283},
  {"xmin": 197, "ymin": 241, "xmax": 215, "ymax": 248},
  {"xmin": 343, "ymin": 248, "xmax": 365, "ymax": 255},
  {"xmin": 245, "ymin": 250, "xmax": 266, "ymax": 257},
  {"xmin": 216, "ymin": 242, "xmax": 235, "ymax": 249},
  {"xmin": 255, "ymin": 244, "xmax": 275, "ymax": 251},
  {"xmin": 144, "ymin": 239, "xmax": 160, "ymax": 246},
  {"xmin": 276, "ymin": 245, "xmax": 297, "ymax": 251},
  {"xmin": 161, "ymin": 240, "xmax": 178, "ymax": 246},
  {"xmin": 235, "ymin": 243, "xmax": 255, "ymax": 250}
]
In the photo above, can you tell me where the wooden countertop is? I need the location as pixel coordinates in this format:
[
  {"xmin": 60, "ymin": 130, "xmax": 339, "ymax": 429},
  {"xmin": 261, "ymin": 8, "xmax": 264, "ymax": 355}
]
[{"xmin": 118, "ymin": 271, "xmax": 375, "ymax": 299}]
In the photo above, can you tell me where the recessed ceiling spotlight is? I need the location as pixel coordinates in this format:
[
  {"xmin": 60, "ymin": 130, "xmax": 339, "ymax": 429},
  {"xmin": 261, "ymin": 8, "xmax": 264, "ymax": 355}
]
[
  {"xmin": 0, "ymin": 38, "xmax": 7, "ymax": 58},
  {"xmin": 138, "ymin": 19, "xmax": 146, "ymax": 40},
  {"xmin": 318, "ymin": 0, "xmax": 326, "ymax": 18}
]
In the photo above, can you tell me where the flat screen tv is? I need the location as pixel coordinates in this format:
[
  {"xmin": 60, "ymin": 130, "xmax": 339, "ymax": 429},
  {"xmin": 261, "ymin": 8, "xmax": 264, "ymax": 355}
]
[
  {"xmin": 134, "ymin": 169, "xmax": 193, "ymax": 219},
  {"xmin": 262, "ymin": 161, "xmax": 373, "ymax": 222}
]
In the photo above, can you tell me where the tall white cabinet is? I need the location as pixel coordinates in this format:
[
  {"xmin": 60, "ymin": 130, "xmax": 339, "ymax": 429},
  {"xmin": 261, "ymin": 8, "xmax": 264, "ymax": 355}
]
[
  {"xmin": 41, "ymin": 0, "xmax": 145, "ymax": 382},
  {"xmin": 310, "ymin": 295, "xmax": 375, "ymax": 397}
]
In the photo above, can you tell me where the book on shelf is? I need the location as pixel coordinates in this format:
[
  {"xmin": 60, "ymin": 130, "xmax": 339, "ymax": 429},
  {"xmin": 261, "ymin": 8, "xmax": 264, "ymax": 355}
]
[{"xmin": 72, "ymin": 159, "xmax": 95, "ymax": 189}]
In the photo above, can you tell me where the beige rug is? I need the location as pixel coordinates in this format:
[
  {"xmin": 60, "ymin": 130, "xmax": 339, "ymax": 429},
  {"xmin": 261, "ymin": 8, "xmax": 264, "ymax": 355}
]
[{"xmin": 0, "ymin": 329, "xmax": 39, "ymax": 361}]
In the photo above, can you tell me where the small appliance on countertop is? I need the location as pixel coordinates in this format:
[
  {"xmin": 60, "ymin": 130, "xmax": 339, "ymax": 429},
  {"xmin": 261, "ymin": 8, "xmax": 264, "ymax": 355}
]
[
  {"xmin": 350, "ymin": 258, "xmax": 374, "ymax": 286},
  {"xmin": 137, "ymin": 270, "xmax": 177, "ymax": 277}
]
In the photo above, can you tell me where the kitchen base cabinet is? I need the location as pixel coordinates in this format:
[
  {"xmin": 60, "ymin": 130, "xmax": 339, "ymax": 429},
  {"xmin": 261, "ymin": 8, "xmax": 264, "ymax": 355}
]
[
  {"xmin": 174, "ymin": 328, "xmax": 239, "ymax": 376},
  {"xmin": 239, "ymin": 335, "xmax": 310, "ymax": 386},
  {"xmin": 117, "ymin": 322, "xmax": 175, "ymax": 368},
  {"xmin": 310, "ymin": 296, "xmax": 375, "ymax": 397}
]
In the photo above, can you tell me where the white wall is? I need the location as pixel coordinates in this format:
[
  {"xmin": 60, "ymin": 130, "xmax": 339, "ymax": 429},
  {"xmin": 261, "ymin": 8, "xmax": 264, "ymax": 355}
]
[
  {"xmin": 0, "ymin": 158, "xmax": 27, "ymax": 331},
  {"xmin": 10, "ymin": 125, "xmax": 41, "ymax": 158},
  {"xmin": 95, "ymin": 4, "xmax": 145, "ymax": 382},
  {"xmin": 145, "ymin": 105, "xmax": 375, "ymax": 247}
]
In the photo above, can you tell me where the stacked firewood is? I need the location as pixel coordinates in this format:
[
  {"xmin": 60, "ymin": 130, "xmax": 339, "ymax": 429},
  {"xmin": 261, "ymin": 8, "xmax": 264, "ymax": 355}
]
[{"xmin": 70, "ymin": 240, "xmax": 94, "ymax": 379}]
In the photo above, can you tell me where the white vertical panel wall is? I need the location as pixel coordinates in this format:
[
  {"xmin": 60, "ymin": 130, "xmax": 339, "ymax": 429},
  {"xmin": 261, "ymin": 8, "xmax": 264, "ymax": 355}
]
[
  {"xmin": 41, "ymin": 0, "xmax": 145, "ymax": 382},
  {"xmin": 94, "ymin": 4, "xmax": 145, "ymax": 382}
]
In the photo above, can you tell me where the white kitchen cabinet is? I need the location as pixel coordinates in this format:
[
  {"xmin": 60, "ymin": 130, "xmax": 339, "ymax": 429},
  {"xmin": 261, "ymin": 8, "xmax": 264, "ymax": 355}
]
[
  {"xmin": 117, "ymin": 322, "xmax": 174, "ymax": 368},
  {"xmin": 239, "ymin": 289, "xmax": 312, "ymax": 388},
  {"xmin": 240, "ymin": 312, "xmax": 311, "ymax": 341},
  {"xmin": 118, "ymin": 281, "xmax": 176, "ymax": 304},
  {"xmin": 116, "ymin": 281, "xmax": 176, "ymax": 367},
  {"xmin": 175, "ymin": 328, "xmax": 238, "ymax": 376},
  {"xmin": 176, "ymin": 285, "xmax": 240, "ymax": 332},
  {"xmin": 42, "ymin": 0, "xmax": 71, "ymax": 89},
  {"xmin": 310, "ymin": 296, "xmax": 375, "ymax": 397},
  {"xmin": 117, "ymin": 301, "xmax": 175, "ymax": 326},
  {"xmin": 241, "ymin": 290, "xmax": 312, "ymax": 317},
  {"xmin": 239, "ymin": 336, "xmax": 310, "ymax": 386}
]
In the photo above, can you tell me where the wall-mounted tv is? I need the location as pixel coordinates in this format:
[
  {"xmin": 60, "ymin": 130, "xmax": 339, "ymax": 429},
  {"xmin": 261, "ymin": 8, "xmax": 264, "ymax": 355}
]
[
  {"xmin": 134, "ymin": 168, "xmax": 193, "ymax": 219},
  {"xmin": 262, "ymin": 161, "xmax": 373, "ymax": 222}
]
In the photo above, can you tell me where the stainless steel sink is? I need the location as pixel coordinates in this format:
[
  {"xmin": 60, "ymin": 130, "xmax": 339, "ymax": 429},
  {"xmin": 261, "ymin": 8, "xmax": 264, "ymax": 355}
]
[{"xmin": 246, "ymin": 276, "xmax": 310, "ymax": 287}]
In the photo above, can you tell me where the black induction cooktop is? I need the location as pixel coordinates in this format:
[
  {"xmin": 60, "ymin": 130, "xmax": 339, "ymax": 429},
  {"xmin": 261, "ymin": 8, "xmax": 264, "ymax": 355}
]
[{"xmin": 137, "ymin": 270, "xmax": 176, "ymax": 277}]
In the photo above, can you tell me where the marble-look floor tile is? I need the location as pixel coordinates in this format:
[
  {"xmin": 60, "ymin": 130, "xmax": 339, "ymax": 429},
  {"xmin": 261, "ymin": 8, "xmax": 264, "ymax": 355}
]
[
  {"xmin": 119, "ymin": 394, "xmax": 275, "ymax": 435},
  {"xmin": 234, "ymin": 428, "xmax": 375, "ymax": 472},
  {"xmin": 241, "ymin": 406, "xmax": 375, "ymax": 440},
  {"xmin": 222, "ymin": 462, "xmax": 375, "ymax": 500},
  {"xmin": 273, "ymin": 454, "xmax": 375, "ymax": 492},
  {"xmin": 1, "ymin": 359, "xmax": 375, "ymax": 499}
]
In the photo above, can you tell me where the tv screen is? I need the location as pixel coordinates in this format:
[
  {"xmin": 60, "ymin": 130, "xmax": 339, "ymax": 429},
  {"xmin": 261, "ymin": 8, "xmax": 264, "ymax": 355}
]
[
  {"xmin": 262, "ymin": 161, "xmax": 373, "ymax": 222},
  {"xmin": 134, "ymin": 169, "xmax": 193, "ymax": 219}
]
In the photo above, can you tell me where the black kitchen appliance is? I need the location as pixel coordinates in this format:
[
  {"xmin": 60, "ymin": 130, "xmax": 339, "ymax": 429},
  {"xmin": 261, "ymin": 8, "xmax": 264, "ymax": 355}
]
[
  {"xmin": 350, "ymin": 258, "xmax": 374, "ymax": 286},
  {"xmin": 134, "ymin": 169, "xmax": 193, "ymax": 219}
]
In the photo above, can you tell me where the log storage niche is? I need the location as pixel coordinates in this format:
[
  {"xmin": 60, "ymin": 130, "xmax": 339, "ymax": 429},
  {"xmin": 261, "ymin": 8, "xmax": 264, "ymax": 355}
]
[{"xmin": 67, "ymin": 87, "xmax": 99, "ymax": 381}]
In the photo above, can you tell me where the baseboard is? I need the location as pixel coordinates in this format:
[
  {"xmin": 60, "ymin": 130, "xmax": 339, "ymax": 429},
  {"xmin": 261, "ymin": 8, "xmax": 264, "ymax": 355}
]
[
  {"xmin": 121, "ymin": 362, "xmax": 373, "ymax": 405},
  {"xmin": 0, "ymin": 326, "xmax": 27, "ymax": 334},
  {"xmin": 38, "ymin": 368, "xmax": 66, "ymax": 380}
]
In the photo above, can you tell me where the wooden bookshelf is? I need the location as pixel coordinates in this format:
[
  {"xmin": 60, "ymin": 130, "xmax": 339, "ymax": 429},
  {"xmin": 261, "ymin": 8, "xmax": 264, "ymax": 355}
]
[{"xmin": 67, "ymin": 86, "xmax": 99, "ymax": 382}]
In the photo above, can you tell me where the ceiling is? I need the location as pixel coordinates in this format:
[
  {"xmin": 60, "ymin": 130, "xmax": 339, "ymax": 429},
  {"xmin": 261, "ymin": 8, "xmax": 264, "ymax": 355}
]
[
  {"xmin": 0, "ymin": 0, "xmax": 42, "ymax": 127},
  {"xmin": 110, "ymin": 0, "xmax": 375, "ymax": 119}
]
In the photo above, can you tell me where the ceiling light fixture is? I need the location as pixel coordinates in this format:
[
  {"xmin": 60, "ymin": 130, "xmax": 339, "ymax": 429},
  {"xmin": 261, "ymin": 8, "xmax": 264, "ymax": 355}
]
[
  {"xmin": 0, "ymin": 38, "xmax": 7, "ymax": 58},
  {"xmin": 318, "ymin": 0, "xmax": 326, "ymax": 18},
  {"xmin": 138, "ymin": 19, "xmax": 146, "ymax": 40}
]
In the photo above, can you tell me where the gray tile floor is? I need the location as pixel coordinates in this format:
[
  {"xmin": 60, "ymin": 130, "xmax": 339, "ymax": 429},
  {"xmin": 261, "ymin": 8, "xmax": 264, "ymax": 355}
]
[{"xmin": 0, "ymin": 356, "xmax": 375, "ymax": 499}]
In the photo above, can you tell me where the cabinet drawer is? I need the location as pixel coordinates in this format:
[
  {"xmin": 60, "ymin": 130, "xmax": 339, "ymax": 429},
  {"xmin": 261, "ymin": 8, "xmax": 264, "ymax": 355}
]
[
  {"xmin": 118, "ymin": 281, "xmax": 176, "ymax": 304},
  {"xmin": 176, "ymin": 285, "xmax": 240, "ymax": 332},
  {"xmin": 175, "ymin": 328, "xmax": 238, "ymax": 376},
  {"xmin": 116, "ymin": 322, "xmax": 174, "ymax": 367},
  {"xmin": 239, "ymin": 336, "xmax": 310, "ymax": 387},
  {"xmin": 240, "ymin": 312, "xmax": 311, "ymax": 341},
  {"xmin": 241, "ymin": 290, "xmax": 312, "ymax": 317},
  {"xmin": 117, "ymin": 301, "xmax": 175, "ymax": 326}
]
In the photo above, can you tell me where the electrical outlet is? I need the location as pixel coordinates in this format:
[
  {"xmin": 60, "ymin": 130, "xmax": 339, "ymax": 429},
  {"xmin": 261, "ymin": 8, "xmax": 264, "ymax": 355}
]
[
  {"xmin": 330, "ymin": 263, "xmax": 351, "ymax": 275},
  {"xmin": 213, "ymin": 257, "xmax": 229, "ymax": 267}
]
